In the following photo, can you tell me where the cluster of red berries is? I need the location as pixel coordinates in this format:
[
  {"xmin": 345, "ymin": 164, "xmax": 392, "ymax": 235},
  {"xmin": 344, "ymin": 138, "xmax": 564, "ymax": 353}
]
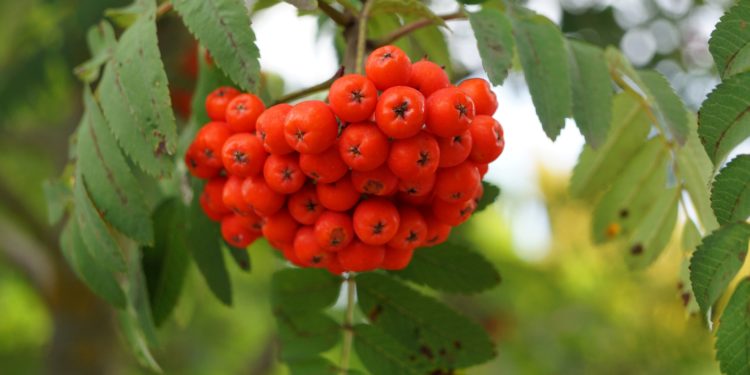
[{"xmin": 184, "ymin": 45, "xmax": 505, "ymax": 274}]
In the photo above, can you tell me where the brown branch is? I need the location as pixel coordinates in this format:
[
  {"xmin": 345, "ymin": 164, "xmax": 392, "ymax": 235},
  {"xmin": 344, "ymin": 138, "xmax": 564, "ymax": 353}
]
[
  {"xmin": 373, "ymin": 11, "xmax": 467, "ymax": 47},
  {"xmin": 319, "ymin": 1, "xmax": 353, "ymax": 27},
  {"xmin": 272, "ymin": 66, "xmax": 345, "ymax": 105}
]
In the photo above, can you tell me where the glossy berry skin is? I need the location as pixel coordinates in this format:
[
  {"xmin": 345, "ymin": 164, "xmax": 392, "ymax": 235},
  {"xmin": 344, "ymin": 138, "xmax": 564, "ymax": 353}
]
[
  {"xmin": 434, "ymin": 162, "xmax": 481, "ymax": 203},
  {"xmin": 469, "ymin": 115, "xmax": 505, "ymax": 164},
  {"xmin": 225, "ymin": 93, "xmax": 266, "ymax": 132},
  {"xmin": 206, "ymin": 86, "xmax": 240, "ymax": 121},
  {"xmin": 241, "ymin": 175, "xmax": 285, "ymax": 216},
  {"xmin": 288, "ymin": 185, "xmax": 324, "ymax": 225},
  {"xmin": 221, "ymin": 133, "xmax": 267, "ymax": 178},
  {"xmin": 337, "ymin": 240, "xmax": 385, "ymax": 272},
  {"xmin": 299, "ymin": 145, "xmax": 349, "ymax": 183},
  {"xmin": 185, "ymin": 143, "xmax": 221, "ymax": 179},
  {"xmin": 387, "ymin": 132, "xmax": 440, "ymax": 180},
  {"xmin": 353, "ymin": 198, "xmax": 400, "ymax": 245},
  {"xmin": 397, "ymin": 191, "xmax": 433, "ymax": 206},
  {"xmin": 256, "ymin": 104, "xmax": 294, "ymax": 155},
  {"xmin": 375, "ymin": 86, "xmax": 425, "ymax": 139},
  {"xmin": 408, "ymin": 60, "xmax": 450, "ymax": 98},
  {"xmin": 437, "ymin": 130, "xmax": 472, "ymax": 168},
  {"xmin": 316, "ymin": 177, "xmax": 361, "ymax": 212},
  {"xmin": 351, "ymin": 165, "xmax": 399, "ymax": 196},
  {"xmin": 294, "ymin": 227, "xmax": 330, "ymax": 268},
  {"xmin": 222, "ymin": 176, "xmax": 254, "ymax": 216},
  {"xmin": 201, "ymin": 178, "xmax": 232, "ymax": 219},
  {"xmin": 221, "ymin": 214, "xmax": 260, "ymax": 248},
  {"xmin": 423, "ymin": 214, "xmax": 452, "ymax": 247},
  {"xmin": 328, "ymin": 74, "xmax": 378, "ymax": 123},
  {"xmin": 432, "ymin": 198, "xmax": 477, "ymax": 226},
  {"xmin": 284, "ymin": 100, "xmax": 338, "ymax": 154},
  {"xmin": 458, "ymin": 78, "xmax": 498, "ymax": 116},
  {"xmin": 387, "ymin": 206, "xmax": 427, "ymax": 251},
  {"xmin": 425, "ymin": 87, "xmax": 475, "ymax": 138},
  {"xmin": 338, "ymin": 123, "xmax": 389, "ymax": 171},
  {"xmin": 381, "ymin": 247, "xmax": 414, "ymax": 271},
  {"xmin": 194, "ymin": 122, "xmax": 232, "ymax": 169},
  {"xmin": 262, "ymin": 208, "xmax": 299, "ymax": 246},
  {"xmin": 365, "ymin": 45, "xmax": 412, "ymax": 91},
  {"xmin": 314, "ymin": 211, "xmax": 354, "ymax": 252},
  {"xmin": 281, "ymin": 244, "xmax": 306, "ymax": 267},
  {"xmin": 476, "ymin": 162, "xmax": 489, "ymax": 178},
  {"xmin": 326, "ymin": 253, "xmax": 345, "ymax": 275},
  {"xmin": 263, "ymin": 154, "xmax": 306, "ymax": 194},
  {"xmin": 398, "ymin": 174, "xmax": 436, "ymax": 198}
]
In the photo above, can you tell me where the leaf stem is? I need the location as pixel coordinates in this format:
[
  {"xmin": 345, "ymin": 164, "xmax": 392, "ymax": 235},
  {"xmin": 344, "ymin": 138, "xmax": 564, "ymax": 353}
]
[
  {"xmin": 272, "ymin": 66, "xmax": 345, "ymax": 105},
  {"xmin": 354, "ymin": 0, "xmax": 375, "ymax": 75},
  {"xmin": 319, "ymin": 1, "xmax": 352, "ymax": 27},
  {"xmin": 156, "ymin": 1, "xmax": 173, "ymax": 20},
  {"xmin": 339, "ymin": 274, "xmax": 356, "ymax": 375},
  {"xmin": 373, "ymin": 11, "xmax": 467, "ymax": 47}
]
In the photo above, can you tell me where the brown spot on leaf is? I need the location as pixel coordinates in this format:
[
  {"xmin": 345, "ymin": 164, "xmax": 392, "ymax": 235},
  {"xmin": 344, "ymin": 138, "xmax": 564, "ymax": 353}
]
[
  {"xmin": 619, "ymin": 209, "xmax": 629, "ymax": 218},
  {"xmin": 630, "ymin": 243, "xmax": 644, "ymax": 255},
  {"xmin": 740, "ymin": 252, "xmax": 747, "ymax": 262},
  {"xmin": 681, "ymin": 292, "xmax": 691, "ymax": 306},
  {"xmin": 453, "ymin": 340, "xmax": 462, "ymax": 350},
  {"xmin": 419, "ymin": 345, "xmax": 434, "ymax": 360},
  {"xmin": 368, "ymin": 304, "xmax": 383, "ymax": 322}
]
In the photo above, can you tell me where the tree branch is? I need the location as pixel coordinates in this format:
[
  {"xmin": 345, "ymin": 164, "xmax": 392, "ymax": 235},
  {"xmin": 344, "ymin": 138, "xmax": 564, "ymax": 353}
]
[
  {"xmin": 372, "ymin": 11, "xmax": 467, "ymax": 47},
  {"xmin": 272, "ymin": 66, "xmax": 345, "ymax": 105},
  {"xmin": 319, "ymin": 1, "xmax": 352, "ymax": 27},
  {"xmin": 354, "ymin": 0, "xmax": 376, "ymax": 74}
]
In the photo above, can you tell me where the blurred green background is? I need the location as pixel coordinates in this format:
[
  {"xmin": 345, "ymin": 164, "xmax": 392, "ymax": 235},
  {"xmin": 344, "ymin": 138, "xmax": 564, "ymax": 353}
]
[{"xmin": 0, "ymin": 0, "xmax": 729, "ymax": 374}]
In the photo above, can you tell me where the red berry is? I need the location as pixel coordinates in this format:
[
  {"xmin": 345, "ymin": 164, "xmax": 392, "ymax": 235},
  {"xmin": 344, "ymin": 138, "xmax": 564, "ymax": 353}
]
[
  {"xmin": 351, "ymin": 164, "xmax": 399, "ymax": 196},
  {"xmin": 288, "ymin": 184, "xmax": 324, "ymax": 225},
  {"xmin": 314, "ymin": 211, "xmax": 355, "ymax": 252},
  {"xmin": 408, "ymin": 60, "xmax": 450, "ymax": 98},
  {"xmin": 365, "ymin": 45, "xmax": 412, "ymax": 91},
  {"xmin": 186, "ymin": 142, "xmax": 221, "ymax": 179},
  {"xmin": 294, "ymin": 226, "xmax": 330, "ymax": 268},
  {"xmin": 281, "ymin": 243, "xmax": 306, "ymax": 267},
  {"xmin": 194, "ymin": 122, "xmax": 232, "ymax": 169},
  {"xmin": 434, "ymin": 162, "xmax": 481, "ymax": 203},
  {"xmin": 476, "ymin": 162, "xmax": 489, "ymax": 178},
  {"xmin": 284, "ymin": 100, "xmax": 338, "ymax": 154},
  {"xmin": 397, "ymin": 191, "xmax": 434, "ymax": 206},
  {"xmin": 241, "ymin": 175, "xmax": 285, "ymax": 216},
  {"xmin": 387, "ymin": 132, "xmax": 440, "ymax": 180},
  {"xmin": 206, "ymin": 86, "xmax": 240, "ymax": 121},
  {"xmin": 263, "ymin": 154, "xmax": 306, "ymax": 194},
  {"xmin": 221, "ymin": 133, "xmax": 267, "ymax": 178},
  {"xmin": 386, "ymin": 206, "xmax": 427, "ymax": 251},
  {"xmin": 326, "ymin": 253, "xmax": 346, "ymax": 275},
  {"xmin": 437, "ymin": 130, "xmax": 472, "ymax": 168},
  {"xmin": 317, "ymin": 177, "xmax": 361, "ymax": 212},
  {"xmin": 353, "ymin": 198, "xmax": 400, "ymax": 245},
  {"xmin": 328, "ymin": 74, "xmax": 378, "ymax": 123},
  {"xmin": 299, "ymin": 145, "xmax": 349, "ymax": 183},
  {"xmin": 223, "ymin": 176, "xmax": 254, "ymax": 215},
  {"xmin": 424, "ymin": 215, "xmax": 451, "ymax": 247},
  {"xmin": 469, "ymin": 115, "xmax": 504, "ymax": 164},
  {"xmin": 201, "ymin": 178, "xmax": 231, "ymax": 219},
  {"xmin": 225, "ymin": 93, "xmax": 265, "ymax": 133},
  {"xmin": 338, "ymin": 240, "xmax": 385, "ymax": 272},
  {"xmin": 381, "ymin": 247, "xmax": 415, "ymax": 271},
  {"xmin": 433, "ymin": 198, "xmax": 476, "ymax": 226},
  {"xmin": 221, "ymin": 214, "xmax": 260, "ymax": 248},
  {"xmin": 425, "ymin": 87, "xmax": 475, "ymax": 137},
  {"xmin": 375, "ymin": 86, "xmax": 425, "ymax": 139},
  {"xmin": 398, "ymin": 174, "xmax": 436, "ymax": 198},
  {"xmin": 338, "ymin": 123, "xmax": 390, "ymax": 171},
  {"xmin": 257, "ymin": 103, "xmax": 294, "ymax": 155},
  {"xmin": 458, "ymin": 78, "xmax": 498, "ymax": 116},
  {"xmin": 262, "ymin": 208, "xmax": 299, "ymax": 246}
]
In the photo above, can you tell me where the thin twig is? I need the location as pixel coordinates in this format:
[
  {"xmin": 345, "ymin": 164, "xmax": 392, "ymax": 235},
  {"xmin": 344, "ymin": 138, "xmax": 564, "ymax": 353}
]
[
  {"xmin": 272, "ymin": 66, "xmax": 345, "ymax": 105},
  {"xmin": 336, "ymin": 0, "xmax": 359, "ymax": 17},
  {"xmin": 156, "ymin": 1, "xmax": 173, "ymax": 20},
  {"xmin": 338, "ymin": 275, "xmax": 356, "ymax": 375},
  {"xmin": 355, "ymin": 0, "xmax": 376, "ymax": 75},
  {"xmin": 319, "ymin": 1, "xmax": 352, "ymax": 26},
  {"xmin": 374, "ymin": 11, "xmax": 467, "ymax": 47}
]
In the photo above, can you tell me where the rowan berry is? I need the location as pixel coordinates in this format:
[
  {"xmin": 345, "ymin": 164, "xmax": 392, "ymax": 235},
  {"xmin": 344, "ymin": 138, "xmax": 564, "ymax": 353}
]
[
  {"xmin": 326, "ymin": 253, "xmax": 345, "ymax": 275},
  {"xmin": 222, "ymin": 175, "xmax": 254, "ymax": 215},
  {"xmin": 397, "ymin": 190, "xmax": 433, "ymax": 206},
  {"xmin": 256, "ymin": 103, "xmax": 294, "ymax": 155},
  {"xmin": 375, "ymin": 86, "xmax": 425, "ymax": 139},
  {"xmin": 206, "ymin": 86, "xmax": 240, "ymax": 121},
  {"xmin": 281, "ymin": 243, "xmax": 306, "ymax": 267},
  {"xmin": 284, "ymin": 100, "xmax": 338, "ymax": 154},
  {"xmin": 338, "ymin": 123, "xmax": 389, "ymax": 171},
  {"xmin": 423, "ymin": 215, "xmax": 451, "ymax": 247},
  {"xmin": 437, "ymin": 130, "xmax": 473, "ymax": 168},
  {"xmin": 476, "ymin": 162, "xmax": 489, "ymax": 178},
  {"xmin": 365, "ymin": 45, "xmax": 412, "ymax": 90},
  {"xmin": 262, "ymin": 208, "xmax": 299, "ymax": 246},
  {"xmin": 434, "ymin": 162, "xmax": 481, "ymax": 203},
  {"xmin": 294, "ymin": 227, "xmax": 330, "ymax": 268},
  {"xmin": 351, "ymin": 164, "xmax": 399, "ymax": 196},
  {"xmin": 387, "ymin": 206, "xmax": 427, "ymax": 251},
  {"xmin": 263, "ymin": 154, "xmax": 306, "ymax": 194},
  {"xmin": 469, "ymin": 115, "xmax": 505, "ymax": 164},
  {"xmin": 225, "ymin": 93, "xmax": 265, "ymax": 133},
  {"xmin": 316, "ymin": 177, "xmax": 361, "ymax": 212},
  {"xmin": 337, "ymin": 240, "xmax": 385, "ymax": 272},
  {"xmin": 408, "ymin": 59, "xmax": 450, "ymax": 98},
  {"xmin": 221, "ymin": 214, "xmax": 260, "ymax": 248},
  {"xmin": 433, "ymin": 198, "xmax": 477, "ymax": 226},
  {"xmin": 425, "ymin": 87, "xmax": 475, "ymax": 137},
  {"xmin": 398, "ymin": 174, "xmax": 436, "ymax": 198},
  {"xmin": 185, "ymin": 142, "xmax": 221, "ymax": 179},
  {"xmin": 314, "ymin": 211, "xmax": 354, "ymax": 252},
  {"xmin": 288, "ymin": 184, "xmax": 324, "ymax": 225},
  {"xmin": 221, "ymin": 133, "xmax": 267, "ymax": 178},
  {"xmin": 387, "ymin": 132, "xmax": 440, "ymax": 180},
  {"xmin": 201, "ymin": 178, "xmax": 232, "ymax": 220},
  {"xmin": 194, "ymin": 122, "xmax": 232, "ymax": 169},
  {"xmin": 299, "ymin": 145, "xmax": 349, "ymax": 183},
  {"xmin": 353, "ymin": 198, "xmax": 400, "ymax": 245},
  {"xmin": 328, "ymin": 74, "xmax": 378, "ymax": 123},
  {"xmin": 458, "ymin": 78, "xmax": 498, "ymax": 116},
  {"xmin": 241, "ymin": 175, "xmax": 285, "ymax": 216},
  {"xmin": 381, "ymin": 247, "xmax": 414, "ymax": 271}
]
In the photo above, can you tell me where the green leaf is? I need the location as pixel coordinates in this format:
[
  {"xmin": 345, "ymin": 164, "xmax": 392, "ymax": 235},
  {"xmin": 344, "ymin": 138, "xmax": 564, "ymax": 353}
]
[
  {"xmin": 117, "ymin": 307, "xmax": 162, "ymax": 373},
  {"xmin": 173, "ymin": 0, "xmax": 261, "ymax": 92},
  {"xmin": 682, "ymin": 219, "xmax": 702, "ymax": 254},
  {"xmin": 510, "ymin": 7, "xmax": 571, "ymax": 140},
  {"xmin": 638, "ymin": 69, "xmax": 689, "ymax": 145},
  {"xmin": 604, "ymin": 47, "xmax": 647, "ymax": 90},
  {"xmin": 142, "ymin": 199, "xmax": 190, "ymax": 326},
  {"xmin": 74, "ymin": 21, "xmax": 117, "ymax": 82},
  {"xmin": 708, "ymin": 1, "xmax": 750, "ymax": 79},
  {"xmin": 712, "ymin": 155, "xmax": 750, "ymax": 226},
  {"xmin": 676, "ymin": 118, "xmax": 720, "ymax": 232},
  {"xmin": 271, "ymin": 268, "xmax": 341, "ymax": 312},
  {"xmin": 60, "ymin": 219, "xmax": 127, "ymax": 308},
  {"xmin": 408, "ymin": 25, "xmax": 453, "ymax": 77},
  {"xmin": 698, "ymin": 71, "xmax": 750, "ymax": 166},
  {"xmin": 79, "ymin": 89, "xmax": 154, "ymax": 245},
  {"xmin": 106, "ymin": 0, "xmax": 153, "ymax": 28},
  {"xmin": 356, "ymin": 273, "xmax": 496, "ymax": 369},
  {"xmin": 689, "ymin": 222, "xmax": 750, "ymax": 315},
  {"xmin": 370, "ymin": 0, "xmax": 446, "ymax": 27},
  {"xmin": 570, "ymin": 92, "xmax": 652, "ymax": 199},
  {"xmin": 224, "ymin": 243, "xmax": 252, "ymax": 272},
  {"xmin": 283, "ymin": 0, "xmax": 317, "ymax": 11},
  {"xmin": 43, "ymin": 179, "xmax": 70, "ymax": 226},
  {"xmin": 286, "ymin": 357, "xmax": 341, "ymax": 375},
  {"xmin": 98, "ymin": 1, "xmax": 178, "ymax": 178},
  {"xmin": 391, "ymin": 243, "xmax": 500, "ymax": 294},
  {"xmin": 124, "ymin": 243, "xmax": 159, "ymax": 347},
  {"xmin": 275, "ymin": 310, "xmax": 339, "ymax": 360},
  {"xmin": 678, "ymin": 257, "xmax": 701, "ymax": 315},
  {"xmin": 475, "ymin": 181, "xmax": 500, "ymax": 213},
  {"xmin": 73, "ymin": 170, "xmax": 127, "ymax": 273},
  {"xmin": 354, "ymin": 324, "xmax": 432, "ymax": 375},
  {"xmin": 186, "ymin": 179, "xmax": 233, "ymax": 305},
  {"xmin": 625, "ymin": 187, "xmax": 680, "ymax": 269},
  {"xmin": 190, "ymin": 50, "xmax": 235, "ymax": 126},
  {"xmin": 468, "ymin": 8, "xmax": 515, "ymax": 86},
  {"xmin": 566, "ymin": 40, "xmax": 612, "ymax": 149},
  {"xmin": 715, "ymin": 278, "xmax": 750, "ymax": 375},
  {"xmin": 591, "ymin": 138, "xmax": 669, "ymax": 244}
]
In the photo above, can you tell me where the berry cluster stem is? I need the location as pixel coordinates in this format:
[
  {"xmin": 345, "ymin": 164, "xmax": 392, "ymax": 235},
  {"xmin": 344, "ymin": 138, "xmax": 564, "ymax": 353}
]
[
  {"xmin": 339, "ymin": 274, "xmax": 357, "ymax": 374},
  {"xmin": 354, "ymin": 0, "xmax": 376, "ymax": 75},
  {"xmin": 373, "ymin": 11, "xmax": 467, "ymax": 47}
]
